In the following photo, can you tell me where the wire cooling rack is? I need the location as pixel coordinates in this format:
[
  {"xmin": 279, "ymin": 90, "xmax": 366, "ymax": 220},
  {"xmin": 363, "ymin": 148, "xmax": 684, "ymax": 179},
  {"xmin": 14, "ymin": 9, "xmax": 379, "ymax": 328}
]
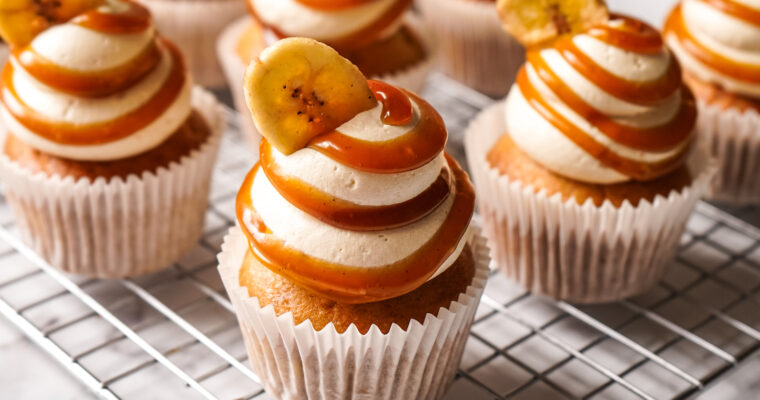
[{"xmin": 1, "ymin": 74, "xmax": 759, "ymax": 400}]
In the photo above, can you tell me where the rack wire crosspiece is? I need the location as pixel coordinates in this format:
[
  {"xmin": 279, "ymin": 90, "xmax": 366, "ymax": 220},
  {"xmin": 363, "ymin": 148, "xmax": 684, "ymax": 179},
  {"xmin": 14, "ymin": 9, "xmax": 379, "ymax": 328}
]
[{"xmin": 1, "ymin": 74, "xmax": 759, "ymax": 400}]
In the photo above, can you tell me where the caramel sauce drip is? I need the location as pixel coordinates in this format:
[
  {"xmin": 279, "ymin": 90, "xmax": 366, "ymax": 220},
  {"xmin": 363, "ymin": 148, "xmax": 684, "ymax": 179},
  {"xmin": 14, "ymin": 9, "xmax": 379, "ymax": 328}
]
[
  {"xmin": 526, "ymin": 51, "xmax": 694, "ymax": 152},
  {"xmin": 665, "ymin": 4, "xmax": 760, "ymax": 84},
  {"xmin": 260, "ymin": 140, "xmax": 450, "ymax": 231},
  {"xmin": 294, "ymin": 0, "xmax": 376, "ymax": 10},
  {"xmin": 368, "ymin": 79, "xmax": 413, "ymax": 125},
  {"xmin": 235, "ymin": 154, "xmax": 474, "ymax": 304},
  {"xmin": 0, "ymin": 39, "xmax": 186, "ymax": 145},
  {"xmin": 307, "ymin": 89, "xmax": 446, "ymax": 174},
  {"xmin": 586, "ymin": 14, "xmax": 663, "ymax": 54},
  {"xmin": 697, "ymin": 0, "xmax": 760, "ymax": 26},
  {"xmin": 249, "ymin": 0, "xmax": 412, "ymax": 51},
  {"xmin": 516, "ymin": 67, "xmax": 691, "ymax": 181},
  {"xmin": 14, "ymin": 41, "xmax": 161, "ymax": 97},
  {"xmin": 71, "ymin": 1, "xmax": 152, "ymax": 34}
]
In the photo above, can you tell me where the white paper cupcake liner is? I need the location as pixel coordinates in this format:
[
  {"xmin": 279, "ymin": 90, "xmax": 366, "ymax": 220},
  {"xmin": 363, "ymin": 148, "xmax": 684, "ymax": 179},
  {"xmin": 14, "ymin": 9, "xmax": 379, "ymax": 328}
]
[
  {"xmin": 143, "ymin": 0, "xmax": 246, "ymax": 87},
  {"xmin": 416, "ymin": 0, "xmax": 524, "ymax": 97},
  {"xmin": 0, "ymin": 87, "xmax": 225, "ymax": 277},
  {"xmin": 217, "ymin": 14, "xmax": 435, "ymax": 153},
  {"xmin": 696, "ymin": 100, "xmax": 760, "ymax": 204},
  {"xmin": 465, "ymin": 102, "xmax": 716, "ymax": 303},
  {"xmin": 218, "ymin": 225, "xmax": 489, "ymax": 400}
]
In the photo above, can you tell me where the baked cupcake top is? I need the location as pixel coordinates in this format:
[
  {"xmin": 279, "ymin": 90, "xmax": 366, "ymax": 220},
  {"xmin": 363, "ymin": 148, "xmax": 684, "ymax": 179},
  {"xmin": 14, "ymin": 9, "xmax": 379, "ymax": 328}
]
[
  {"xmin": 664, "ymin": 0, "xmax": 760, "ymax": 99},
  {"xmin": 504, "ymin": 13, "xmax": 696, "ymax": 184},
  {"xmin": 0, "ymin": 0, "xmax": 191, "ymax": 161},
  {"xmin": 247, "ymin": 0, "xmax": 412, "ymax": 50},
  {"xmin": 237, "ymin": 38, "xmax": 474, "ymax": 304}
]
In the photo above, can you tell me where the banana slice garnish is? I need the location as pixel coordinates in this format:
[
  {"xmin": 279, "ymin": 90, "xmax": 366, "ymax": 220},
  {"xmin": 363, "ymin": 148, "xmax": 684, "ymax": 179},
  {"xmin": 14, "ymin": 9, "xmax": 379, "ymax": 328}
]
[
  {"xmin": 497, "ymin": 0, "xmax": 609, "ymax": 48},
  {"xmin": 244, "ymin": 37, "xmax": 376, "ymax": 155}
]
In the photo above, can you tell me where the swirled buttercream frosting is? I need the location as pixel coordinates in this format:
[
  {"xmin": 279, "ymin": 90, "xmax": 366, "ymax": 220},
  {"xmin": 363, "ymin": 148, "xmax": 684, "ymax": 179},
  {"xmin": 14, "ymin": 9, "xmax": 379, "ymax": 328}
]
[
  {"xmin": 665, "ymin": 0, "xmax": 760, "ymax": 98},
  {"xmin": 0, "ymin": 0, "xmax": 192, "ymax": 161},
  {"xmin": 236, "ymin": 80, "xmax": 475, "ymax": 304},
  {"xmin": 505, "ymin": 14, "xmax": 696, "ymax": 184},
  {"xmin": 247, "ymin": 0, "xmax": 412, "ymax": 50}
]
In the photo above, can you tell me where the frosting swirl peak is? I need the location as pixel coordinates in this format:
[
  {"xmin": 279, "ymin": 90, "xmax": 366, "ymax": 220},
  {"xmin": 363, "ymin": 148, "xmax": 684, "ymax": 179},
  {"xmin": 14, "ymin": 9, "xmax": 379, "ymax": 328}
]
[
  {"xmin": 664, "ymin": 0, "xmax": 760, "ymax": 98},
  {"xmin": 0, "ymin": 0, "xmax": 192, "ymax": 161},
  {"xmin": 506, "ymin": 14, "xmax": 695, "ymax": 184}
]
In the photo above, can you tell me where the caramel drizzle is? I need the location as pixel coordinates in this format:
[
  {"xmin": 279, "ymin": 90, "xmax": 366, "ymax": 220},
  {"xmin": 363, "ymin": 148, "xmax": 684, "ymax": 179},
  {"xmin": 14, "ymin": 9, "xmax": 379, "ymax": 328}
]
[
  {"xmin": 586, "ymin": 14, "xmax": 663, "ymax": 54},
  {"xmin": 235, "ymin": 154, "xmax": 474, "ymax": 304},
  {"xmin": 294, "ymin": 0, "xmax": 376, "ymax": 10},
  {"xmin": 249, "ymin": 0, "xmax": 412, "ymax": 51},
  {"xmin": 260, "ymin": 140, "xmax": 451, "ymax": 231},
  {"xmin": 665, "ymin": 4, "xmax": 760, "ymax": 83},
  {"xmin": 553, "ymin": 38, "xmax": 682, "ymax": 105},
  {"xmin": 0, "ymin": 39, "xmax": 186, "ymax": 145},
  {"xmin": 697, "ymin": 0, "xmax": 760, "ymax": 26},
  {"xmin": 71, "ymin": 1, "xmax": 152, "ymax": 34},
  {"xmin": 516, "ymin": 67, "xmax": 691, "ymax": 181},
  {"xmin": 307, "ymin": 90, "xmax": 446, "ymax": 174},
  {"xmin": 14, "ymin": 40, "xmax": 161, "ymax": 97},
  {"xmin": 527, "ymin": 51, "xmax": 695, "ymax": 152}
]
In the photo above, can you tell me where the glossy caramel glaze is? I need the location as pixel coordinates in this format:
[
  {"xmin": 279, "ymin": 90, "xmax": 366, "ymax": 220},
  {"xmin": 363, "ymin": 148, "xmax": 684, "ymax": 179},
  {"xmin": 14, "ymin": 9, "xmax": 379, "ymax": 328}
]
[
  {"xmin": 1, "ymin": 39, "xmax": 186, "ymax": 145},
  {"xmin": 235, "ymin": 154, "xmax": 474, "ymax": 304},
  {"xmin": 294, "ymin": 0, "xmax": 375, "ymax": 10},
  {"xmin": 665, "ymin": 4, "xmax": 760, "ymax": 84},
  {"xmin": 249, "ymin": 0, "xmax": 412, "ymax": 51},
  {"xmin": 71, "ymin": 0, "xmax": 152, "ymax": 34},
  {"xmin": 260, "ymin": 140, "xmax": 451, "ymax": 231},
  {"xmin": 308, "ymin": 89, "xmax": 446, "ymax": 173}
]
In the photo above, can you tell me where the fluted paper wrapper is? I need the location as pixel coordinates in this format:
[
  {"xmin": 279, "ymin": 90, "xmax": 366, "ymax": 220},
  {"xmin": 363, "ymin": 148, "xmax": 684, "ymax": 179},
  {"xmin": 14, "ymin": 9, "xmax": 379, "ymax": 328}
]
[
  {"xmin": 0, "ymin": 88, "xmax": 225, "ymax": 277},
  {"xmin": 696, "ymin": 100, "xmax": 760, "ymax": 204},
  {"xmin": 217, "ymin": 15, "xmax": 435, "ymax": 152},
  {"xmin": 465, "ymin": 103, "xmax": 715, "ymax": 303},
  {"xmin": 218, "ymin": 226, "xmax": 489, "ymax": 400},
  {"xmin": 143, "ymin": 0, "xmax": 245, "ymax": 87},
  {"xmin": 416, "ymin": 0, "xmax": 523, "ymax": 97}
]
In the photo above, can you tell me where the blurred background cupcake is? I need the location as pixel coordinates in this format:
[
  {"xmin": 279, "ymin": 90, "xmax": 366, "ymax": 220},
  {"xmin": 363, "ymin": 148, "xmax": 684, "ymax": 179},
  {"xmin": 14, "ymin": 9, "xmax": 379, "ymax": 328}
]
[
  {"xmin": 0, "ymin": 0, "xmax": 225, "ymax": 276},
  {"xmin": 664, "ymin": 0, "xmax": 760, "ymax": 204},
  {"xmin": 217, "ymin": 0, "xmax": 434, "ymax": 151},
  {"xmin": 140, "ymin": 0, "xmax": 245, "ymax": 86},
  {"xmin": 465, "ymin": 6, "xmax": 715, "ymax": 302},
  {"xmin": 416, "ymin": 0, "xmax": 524, "ymax": 96}
]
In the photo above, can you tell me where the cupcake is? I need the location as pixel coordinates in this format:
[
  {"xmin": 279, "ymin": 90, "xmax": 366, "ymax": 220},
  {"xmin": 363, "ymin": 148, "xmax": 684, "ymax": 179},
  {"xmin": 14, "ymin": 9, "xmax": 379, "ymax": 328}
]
[
  {"xmin": 217, "ymin": 0, "xmax": 434, "ymax": 151},
  {"xmin": 416, "ymin": 0, "xmax": 524, "ymax": 96},
  {"xmin": 664, "ymin": 0, "xmax": 760, "ymax": 204},
  {"xmin": 218, "ymin": 38, "xmax": 488, "ymax": 398},
  {"xmin": 465, "ymin": 5, "xmax": 715, "ymax": 303},
  {"xmin": 0, "ymin": 0, "xmax": 225, "ymax": 277},
  {"xmin": 141, "ymin": 0, "xmax": 245, "ymax": 86}
]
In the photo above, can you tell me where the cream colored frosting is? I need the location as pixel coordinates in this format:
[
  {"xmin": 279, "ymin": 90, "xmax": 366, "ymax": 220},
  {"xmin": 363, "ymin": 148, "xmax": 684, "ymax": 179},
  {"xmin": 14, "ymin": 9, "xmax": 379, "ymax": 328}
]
[
  {"xmin": 249, "ymin": 0, "xmax": 401, "ymax": 42},
  {"xmin": 506, "ymin": 30, "xmax": 689, "ymax": 184},
  {"xmin": 251, "ymin": 94, "xmax": 469, "ymax": 277},
  {"xmin": 0, "ymin": 0, "xmax": 192, "ymax": 161},
  {"xmin": 665, "ymin": 0, "xmax": 760, "ymax": 98}
]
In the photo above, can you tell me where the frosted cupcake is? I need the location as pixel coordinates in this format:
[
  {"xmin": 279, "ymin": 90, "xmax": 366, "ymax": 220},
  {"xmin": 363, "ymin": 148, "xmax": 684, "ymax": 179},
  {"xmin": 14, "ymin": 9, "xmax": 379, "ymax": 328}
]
[
  {"xmin": 416, "ymin": 0, "xmax": 524, "ymax": 96},
  {"xmin": 218, "ymin": 38, "xmax": 488, "ymax": 398},
  {"xmin": 140, "ymin": 0, "xmax": 244, "ymax": 86},
  {"xmin": 664, "ymin": 0, "xmax": 760, "ymax": 204},
  {"xmin": 465, "ymin": 8, "xmax": 715, "ymax": 302},
  {"xmin": 0, "ymin": 0, "xmax": 225, "ymax": 277},
  {"xmin": 217, "ymin": 0, "xmax": 433, "ymax": 150}
]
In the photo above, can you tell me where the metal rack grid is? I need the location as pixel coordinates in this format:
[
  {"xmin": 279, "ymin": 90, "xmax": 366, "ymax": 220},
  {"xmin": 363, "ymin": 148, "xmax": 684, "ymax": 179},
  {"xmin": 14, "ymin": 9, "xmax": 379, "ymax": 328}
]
[{"xmin": 1, "ymin": 74, "xmax": 759, "ymax": 400}]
